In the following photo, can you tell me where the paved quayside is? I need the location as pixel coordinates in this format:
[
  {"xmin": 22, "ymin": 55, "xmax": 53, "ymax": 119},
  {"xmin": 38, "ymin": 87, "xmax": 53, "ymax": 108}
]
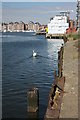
[{"xmin": 60, "ymin": 39, "xmax": 78, "ymax": 118}]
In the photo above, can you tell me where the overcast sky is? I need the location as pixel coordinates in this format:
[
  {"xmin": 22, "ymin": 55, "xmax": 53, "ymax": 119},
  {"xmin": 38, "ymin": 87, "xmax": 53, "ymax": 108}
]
[{"xmin": 2, "ymin": 2, "xmax": 77, "ymax": 24}]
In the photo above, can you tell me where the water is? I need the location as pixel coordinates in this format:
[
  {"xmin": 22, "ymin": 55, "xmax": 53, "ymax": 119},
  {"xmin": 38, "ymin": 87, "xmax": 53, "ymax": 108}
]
[{"xmin": 2, "ymin": 32, "xmax": 64, "ymax": 119}]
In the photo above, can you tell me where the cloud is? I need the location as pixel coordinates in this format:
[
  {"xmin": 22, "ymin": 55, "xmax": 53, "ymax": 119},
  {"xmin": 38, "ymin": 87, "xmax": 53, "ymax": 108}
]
[{"xmin": 2, "ymin": 2, "xmax": 76, "ymax": 24}]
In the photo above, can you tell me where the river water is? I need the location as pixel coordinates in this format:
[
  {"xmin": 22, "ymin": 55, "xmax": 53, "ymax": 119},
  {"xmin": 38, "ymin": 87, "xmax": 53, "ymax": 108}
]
[{"xmin": 1, "ymin": 32, "xmax": 64, "ymax": 119}]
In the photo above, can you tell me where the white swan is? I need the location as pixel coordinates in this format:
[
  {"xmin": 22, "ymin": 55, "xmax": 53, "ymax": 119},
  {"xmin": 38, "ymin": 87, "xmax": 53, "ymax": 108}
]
[{"xmin": 32, "ymin": 50, "xmax": 37, "ymax": 57}]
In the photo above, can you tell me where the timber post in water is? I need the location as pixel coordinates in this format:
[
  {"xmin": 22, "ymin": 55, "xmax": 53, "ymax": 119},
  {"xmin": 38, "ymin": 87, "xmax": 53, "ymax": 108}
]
[{"xmin": 27, "ymin": 87, "xmax": 39, "ymax": 113}]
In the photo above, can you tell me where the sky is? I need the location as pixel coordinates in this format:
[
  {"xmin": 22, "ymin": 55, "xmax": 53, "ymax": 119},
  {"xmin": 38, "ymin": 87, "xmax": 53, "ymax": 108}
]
[
  {"xmin": 1, "ymin": 1, "xmax": 77, "ymax": 24},
  {"xmin": 1, "ymin": 0, "xmax": 76, "ymax": 2}
]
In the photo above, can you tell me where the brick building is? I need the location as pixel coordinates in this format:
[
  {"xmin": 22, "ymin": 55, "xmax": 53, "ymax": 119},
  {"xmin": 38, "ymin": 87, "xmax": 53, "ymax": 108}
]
[{"xmin": 76, "ymin": 0, "xmax": 80, "ymax": 30}]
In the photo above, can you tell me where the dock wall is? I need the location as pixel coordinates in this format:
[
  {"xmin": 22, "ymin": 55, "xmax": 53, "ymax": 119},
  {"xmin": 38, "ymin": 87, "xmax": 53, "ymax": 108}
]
[
  {"xmin": 45, "ymin": 37, "xmax": 78, "ymax": 119},
  {"xmin": 46, "ymin": 33, "xmax": 67, "ymax": 40},
  {"xmin": 44, "ymin": 44, "xmax": 65, "ymax": 119},
  {"xmin": 59, "ymin": 39, "xmax": 78, "ymax": 118}
]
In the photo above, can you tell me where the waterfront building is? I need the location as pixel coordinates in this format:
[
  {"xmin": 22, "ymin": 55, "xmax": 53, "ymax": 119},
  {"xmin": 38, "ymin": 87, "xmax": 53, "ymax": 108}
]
[
  {"xmin": 8, "ymin": 22, "xmax": 25, "ymax": 32},
  {"xmin": 33, "ymin": 22, "xmax": 40, "ymax": 32},
  {"xmin": 48, "ymin": 12, "xmax": 69, "ymax": 34},
  {"xmin": 18, "ymin": 21, "xmax": 25, "ymax": 32},
  {"xmin": 76, "ymin": 0, "xmax": 80, "ymax": 30},
  {"xmin": 39, "ymin": 25, "xmax": 46, "ymax": 32},
  {"xmin": 25, "ymin": 24, "xmax": 28, "ymax": 31},
  {"xmin": 7, "ymin": 22, "xmax": 13, "ymax": 32},
  {"xmin": 69, "ymin": 20, "xmax": 75, "ymax": 29},
  {"xmin": 66, "ymin": 19, "xmax": 76, "ymax": 34},
  {"xmin": 12, "ymin": 22, "xmax": 19, "ymax": 32},
  {"xmin": 1, "ymin": 21, "xmax": 46, "ymax": 32},
  {"xmin": 2, "ymin": 23, "xmax": 8, "ymax": 32},
  {"xmin": 28, "ymin": 21, "xmax": 34, "ymax": 31}
]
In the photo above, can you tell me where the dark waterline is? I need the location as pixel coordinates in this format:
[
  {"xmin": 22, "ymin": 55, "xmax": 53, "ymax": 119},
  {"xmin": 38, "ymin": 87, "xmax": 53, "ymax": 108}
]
[{"xmin": 2, "ymin": 32, "xmax": 64, "ymax": 119}]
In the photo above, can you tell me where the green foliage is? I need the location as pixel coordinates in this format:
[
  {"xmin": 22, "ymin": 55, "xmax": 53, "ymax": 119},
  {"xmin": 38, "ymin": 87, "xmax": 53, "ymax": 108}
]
[
  {"xmin": 67, "ymin": 32, "xmax": 80, "ymax": 40},
  {"xmin": 73, "ymin": 35, "xmax": 79, "ymax": 40}
]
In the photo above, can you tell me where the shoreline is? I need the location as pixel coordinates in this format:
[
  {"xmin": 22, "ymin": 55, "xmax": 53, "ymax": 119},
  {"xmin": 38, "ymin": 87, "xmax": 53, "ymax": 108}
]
[
  {"xmin": 44, "ymin": 38, "xmax": 79, "ymax": 119},
  {"xmin": 60, "ymin": 39, "xmax": 78, "ymax": 118}
]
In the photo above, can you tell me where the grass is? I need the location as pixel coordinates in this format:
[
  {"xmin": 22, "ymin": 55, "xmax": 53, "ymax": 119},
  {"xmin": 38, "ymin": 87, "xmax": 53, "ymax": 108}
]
[
  {"xmin": 66, "ymin": 30, "xmax": 80, "ymax": 58},
  {"xmin": 66, "ymin": 30, "xmax": 80, "ymax": 40}
]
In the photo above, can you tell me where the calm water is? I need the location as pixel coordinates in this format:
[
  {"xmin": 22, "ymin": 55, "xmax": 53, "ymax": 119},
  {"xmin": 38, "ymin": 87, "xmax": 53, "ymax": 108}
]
[{"xmin": 2, "ymin": 32, "xmax": 64, "ymax": 119}]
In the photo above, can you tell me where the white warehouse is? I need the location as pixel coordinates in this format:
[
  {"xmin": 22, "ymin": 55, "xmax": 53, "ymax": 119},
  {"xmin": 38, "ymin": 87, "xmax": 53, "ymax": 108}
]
[{"xmin": 48, "ymin": 14, "xmax": 69, "ymax": 34}]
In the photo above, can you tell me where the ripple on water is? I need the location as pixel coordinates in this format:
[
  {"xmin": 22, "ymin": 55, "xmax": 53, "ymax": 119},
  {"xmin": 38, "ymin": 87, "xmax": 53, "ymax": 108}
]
[{"xmin": 2, "ymin": 32, "xmax": 64, "ymax": 118}]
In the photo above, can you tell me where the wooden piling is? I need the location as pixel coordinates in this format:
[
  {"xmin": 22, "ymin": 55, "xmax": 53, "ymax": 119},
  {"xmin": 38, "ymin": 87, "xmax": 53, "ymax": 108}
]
[{"xmin": 27, "ymin": 87, "xmax": 39, "ymax": 113}]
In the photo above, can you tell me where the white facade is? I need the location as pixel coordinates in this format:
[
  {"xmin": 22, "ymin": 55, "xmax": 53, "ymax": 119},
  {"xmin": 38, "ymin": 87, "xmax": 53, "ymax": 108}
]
[{"xmin": 48, "ymin": 15, "xmax": 69, "ymax": 34}]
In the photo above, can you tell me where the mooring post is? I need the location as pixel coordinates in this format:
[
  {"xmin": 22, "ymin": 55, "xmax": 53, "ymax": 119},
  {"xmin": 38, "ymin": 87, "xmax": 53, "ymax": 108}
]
[{"xmin": 27, "ymin": 87, "xmax": 39, "ymax": 113}]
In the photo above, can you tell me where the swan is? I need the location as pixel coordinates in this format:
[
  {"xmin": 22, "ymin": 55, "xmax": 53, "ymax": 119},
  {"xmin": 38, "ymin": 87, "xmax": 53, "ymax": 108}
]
[{"xmin": 32, "ymin": 50, "xmax": 37, "ymax": 57}]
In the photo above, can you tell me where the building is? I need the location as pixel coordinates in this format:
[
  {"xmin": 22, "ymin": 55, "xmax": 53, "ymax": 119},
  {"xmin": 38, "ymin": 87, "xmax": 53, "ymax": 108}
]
[
  {"xmin": 39, "ymin": 25, "xmax": 46, "ymax": 32},
  {"xmin": 18, "ymin": 21, "xmax": 25, "ymax": 31},
  {"xmin": 25, "ymin": 24, "xmax": 28, "ymax": 31},
  {"xmin": 12, "ymin": 22, "xmax": 19, "ymax": 32},
  {"xmin": 66, "ymin": 19, "xmax": 76, "ymax": 34},
  {"xmin": 69, "ymin": 20, "xmax": 75, "ymax": 29},
  {"xmin": 28, "ymin": 21, "xmax": 34, "ymax": 31},
  {"xmin": 48, "ymin": 12, "xmax": 69, "ymax": 34},
  {"xmin": 76, "ymin": 0, "xmax": 80, "ymax": 30},
  {"xmin": 7, "ymin": 22, "xmax": 13, "ymax": 32},
  {"xmin": 2, "ymin": 23, "xmax": 8, "ymax": 32},
  {"xmin": 7, "ymin": 22, "xmax": 25, "ymax": 32},
  {"xmin": 33, "ymin": 22, "xmax": 40, "ymax": 32}
]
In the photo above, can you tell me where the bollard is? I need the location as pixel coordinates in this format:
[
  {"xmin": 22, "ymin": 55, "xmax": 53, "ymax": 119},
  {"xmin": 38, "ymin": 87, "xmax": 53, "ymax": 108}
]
[{"xmin": 27, "ymin": 87, "xmax": 39, "ymax": 113}]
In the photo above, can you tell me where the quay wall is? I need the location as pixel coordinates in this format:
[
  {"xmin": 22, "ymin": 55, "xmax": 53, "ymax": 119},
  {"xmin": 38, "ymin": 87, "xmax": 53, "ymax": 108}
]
[
  {"xmin": 45, "ymin": 37, "xmax": 78, "ymax": 118},
  {"xmin": 44, "ymin": 41, "xmax": 65, "ymax": 119},
  {"xmin": 60, "ymin": 39, "xmax": 78, "ymax": 118}
]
